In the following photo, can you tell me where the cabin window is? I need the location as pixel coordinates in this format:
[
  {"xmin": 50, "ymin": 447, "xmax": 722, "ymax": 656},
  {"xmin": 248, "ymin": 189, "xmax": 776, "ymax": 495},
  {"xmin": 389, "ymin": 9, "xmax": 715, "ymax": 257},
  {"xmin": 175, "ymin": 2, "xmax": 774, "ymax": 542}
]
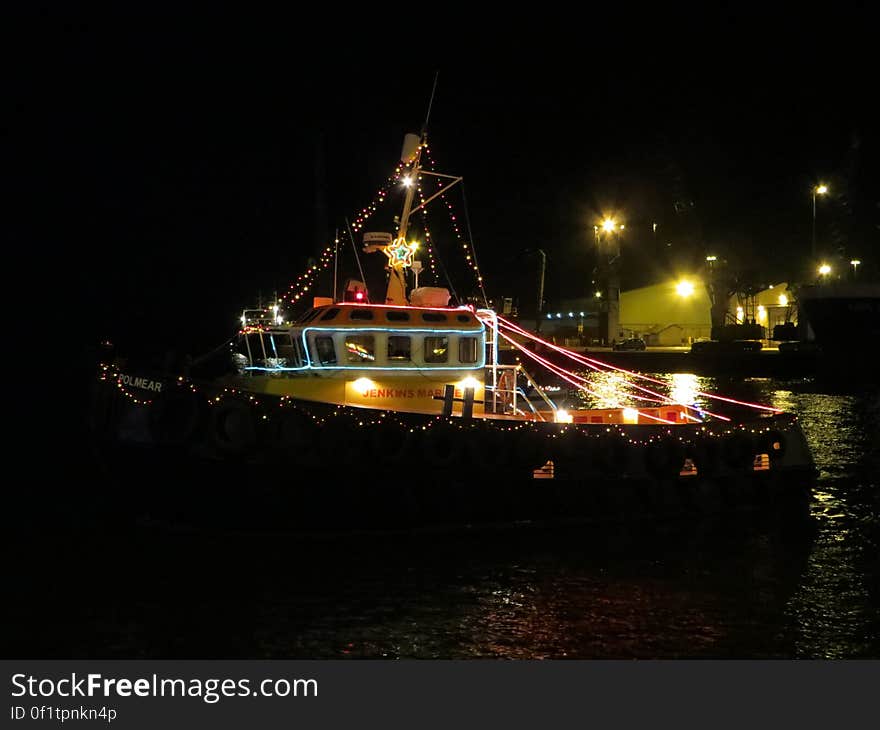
[
  {"xmin": 320, "ymin": 307, "xmax": 341, "ymax": 321},
  {"xmin": 344, "ymin": 335, "xmax": 376, "ymax": 363},
  {"xmin": 424, "ymin": 336, "xmax": 448, "ymax": 363},
  {"xmin": 314, "ymin": 336, "xmax": 337, "ymax": 365},
  {"xmin": 300, "ymin": 308, "xmax": 325, "ymax": 324},
  {"xmin": 456, "ymin": 314, "xmax": 471, "ymax": 323},
  {"xmin": 386, "ymin": 310, "xmax": 410, "ymax": 322},
  {"xmin": 350, "ymin": 309, "xmax": 374, "ymax": 320},
  {"xmin": 246, "ymin": 333, "xmax": 268, "ymax": 362},
  {"xmin": 459, "ymin": 337, "xmax": 478, "ymax": 364},
  {"xmin": 292, "ymin": 336, "xmax": 305, "ymax": 367},
  {"xmin": 422, "ymin": 312, "xmax": 448, "ymax": 323},
  {"xmin": 387, "ymin": 335, "xmax": 411, "ymax": 361}
]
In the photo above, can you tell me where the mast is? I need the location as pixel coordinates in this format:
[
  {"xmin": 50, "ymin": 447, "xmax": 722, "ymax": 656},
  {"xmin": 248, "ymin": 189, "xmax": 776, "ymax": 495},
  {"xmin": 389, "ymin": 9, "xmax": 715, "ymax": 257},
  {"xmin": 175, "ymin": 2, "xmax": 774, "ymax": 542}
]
[
  {"xmin": 380, "ymin": 133, "xmax": 423, "ymax": 306},
  {"xmin": 396, "ymin": 134, "xmax": 423, "ymax": 242}
]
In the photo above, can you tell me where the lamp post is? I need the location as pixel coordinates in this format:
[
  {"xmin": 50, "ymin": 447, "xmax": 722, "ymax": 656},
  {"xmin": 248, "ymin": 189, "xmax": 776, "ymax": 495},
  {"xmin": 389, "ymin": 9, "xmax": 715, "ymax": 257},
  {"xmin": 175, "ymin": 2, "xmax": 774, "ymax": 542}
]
[
  {"xmin": 851, "ymin": 259, "xmax": 861, "ymax": 279},
  {"xmin": 597, "ymin": 217, "xmax": 623, "ymax": 345},
  {"xmin": 812, "ymin": 184, "xmax": 828, "ymax": 260}
]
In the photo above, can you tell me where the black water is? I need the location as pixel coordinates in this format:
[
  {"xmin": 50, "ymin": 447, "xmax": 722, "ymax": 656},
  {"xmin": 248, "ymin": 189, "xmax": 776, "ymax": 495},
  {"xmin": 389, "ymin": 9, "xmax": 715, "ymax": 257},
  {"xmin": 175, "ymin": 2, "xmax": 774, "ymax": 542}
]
[{"xmin": 7, "ymin": 376, "xmax": 880, "ymax": 658}]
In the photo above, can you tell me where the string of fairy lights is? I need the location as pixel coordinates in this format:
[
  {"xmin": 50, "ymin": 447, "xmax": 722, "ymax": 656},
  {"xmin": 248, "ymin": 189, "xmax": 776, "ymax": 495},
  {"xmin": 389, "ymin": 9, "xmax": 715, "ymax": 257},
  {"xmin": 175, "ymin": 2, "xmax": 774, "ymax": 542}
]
[
  {"xmin": 416, "ymin": 173, "xmax": 440, "ymax": 286},
  {"xmin": 279, "ymin": 163, "xmax": 406, "ymax": 309},
  {"xmin": 97, "ymin": 360, "xmax": 785, "ymax": 452},
  {"xmin": 423, "ymin": 145, "xmax": 488, "ymax": 306},
  {"xmin": 278, "ymin": 142, "xmax": 489, "ymax": 315}
]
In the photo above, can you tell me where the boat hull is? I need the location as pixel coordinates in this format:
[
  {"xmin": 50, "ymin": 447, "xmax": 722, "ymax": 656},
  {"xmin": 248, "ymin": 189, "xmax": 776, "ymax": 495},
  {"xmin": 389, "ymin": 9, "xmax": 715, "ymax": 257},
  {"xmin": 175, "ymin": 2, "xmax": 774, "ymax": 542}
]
[{"xmin": 89, "ymin": 375, "xmax": 816, "ymax": 533}]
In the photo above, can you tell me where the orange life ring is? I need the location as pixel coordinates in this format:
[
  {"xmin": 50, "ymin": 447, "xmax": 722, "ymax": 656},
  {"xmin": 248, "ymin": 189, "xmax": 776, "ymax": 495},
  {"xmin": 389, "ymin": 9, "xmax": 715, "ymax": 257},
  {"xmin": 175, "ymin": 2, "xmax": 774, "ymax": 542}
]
[{"xmin": 495, "ymin": 369, "xmax": 516, "ymax": 410}]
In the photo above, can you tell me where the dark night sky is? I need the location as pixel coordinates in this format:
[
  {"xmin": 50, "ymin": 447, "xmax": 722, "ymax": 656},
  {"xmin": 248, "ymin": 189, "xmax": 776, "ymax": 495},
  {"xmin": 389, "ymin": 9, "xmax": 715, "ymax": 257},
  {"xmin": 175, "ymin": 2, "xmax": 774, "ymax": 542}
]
[{"xmin": 10, "ymin": 10, "xmax": 878, "ymax": 359}]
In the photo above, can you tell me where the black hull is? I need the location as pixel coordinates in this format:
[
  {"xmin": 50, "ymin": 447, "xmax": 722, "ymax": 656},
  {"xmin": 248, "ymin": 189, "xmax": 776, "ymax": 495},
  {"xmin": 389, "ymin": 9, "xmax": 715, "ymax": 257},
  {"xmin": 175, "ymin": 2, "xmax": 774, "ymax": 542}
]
[
  {"xmin": 89, "ymin": 375, "xmax": 815, "ymax": 534},
  {"xmin": 799, "ymin": 284, "xmax": 880, "ymax": 348}
]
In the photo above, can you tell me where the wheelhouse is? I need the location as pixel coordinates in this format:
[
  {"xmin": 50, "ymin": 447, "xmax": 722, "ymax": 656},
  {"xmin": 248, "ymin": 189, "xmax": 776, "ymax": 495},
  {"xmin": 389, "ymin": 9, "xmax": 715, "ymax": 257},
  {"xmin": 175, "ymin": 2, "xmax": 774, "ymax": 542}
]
[{"xmin": 238, "ymin": 304, "xmax": 485, "ymax": 373}]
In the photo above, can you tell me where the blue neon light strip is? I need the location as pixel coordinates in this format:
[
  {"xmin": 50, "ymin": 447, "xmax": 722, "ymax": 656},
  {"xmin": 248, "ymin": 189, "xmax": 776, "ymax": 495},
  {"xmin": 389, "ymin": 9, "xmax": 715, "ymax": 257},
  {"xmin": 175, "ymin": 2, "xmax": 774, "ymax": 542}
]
[
  {"xmin": 298, "ymin": 325, "xmax": 486, "ymax": 371},
  {"xmin": 243, "ymin": 324, "xmax": 487, "ymax": 372},
  {"xmin": 245, "ymin": 364, "xmax": 483, "ymax": 372}
]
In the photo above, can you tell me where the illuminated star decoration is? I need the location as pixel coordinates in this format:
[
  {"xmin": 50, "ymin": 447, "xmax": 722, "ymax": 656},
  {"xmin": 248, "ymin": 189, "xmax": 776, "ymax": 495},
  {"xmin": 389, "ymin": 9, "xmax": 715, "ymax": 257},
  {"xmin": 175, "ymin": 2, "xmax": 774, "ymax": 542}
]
[{"xmin": 383, "ymin": 237, "xmax": 418, "ymax": 270}]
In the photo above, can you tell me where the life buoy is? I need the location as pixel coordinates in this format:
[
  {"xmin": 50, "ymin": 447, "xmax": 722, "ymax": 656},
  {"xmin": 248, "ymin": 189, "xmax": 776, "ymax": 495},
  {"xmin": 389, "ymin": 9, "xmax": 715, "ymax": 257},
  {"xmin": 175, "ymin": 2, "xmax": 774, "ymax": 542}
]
[
  {"xmin": 494, "ymin": 369, "xmax": 516, "ymax": 411},
  {"xmin": 210, "ymin": 399, "xmax": 259, "ymax": 455},
  {"xmin": 757, "ymin": 429, "xmax": 786, "ymax": 461},
  {"xmin": 149, "ymin": 388, "xmax": 203, "ymax": 446}
]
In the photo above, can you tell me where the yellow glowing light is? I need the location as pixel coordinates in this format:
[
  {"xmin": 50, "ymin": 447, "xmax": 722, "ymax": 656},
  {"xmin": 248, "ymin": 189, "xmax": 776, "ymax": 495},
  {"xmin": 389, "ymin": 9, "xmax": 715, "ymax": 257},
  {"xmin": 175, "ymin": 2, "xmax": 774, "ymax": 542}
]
[
  {"xmin": 676, "ymin": 280, "xmax": 695, "ymax": 297},
  {"xmin": 670, "ymin": 373, "xmax": 698, "ymax": 406},
  {"xmin": 705, "ymin": 255, "xmax": 717, "ymax": 262},
  {"xmin": 622, "ymin": 407, "xmax": 639, "ymax": 424},
  {"xmin": 757, "ymin": 305, "xmax": 766, "ymax": 320},
  {"xmin": 778, "ymin": 294, "xmax": 788, "ymax": 306},
  {"xmin": 402, "ymin": 176, "xmax": 412, "ymax": 187},
  {"xmin": 457, "ymin": 376, "xmax": 481, "ymax": 391},
  {"xmin": 818, "ymin": 264, "xmax": 831, "ymax": 276},
  {"xmin": 352, "ymin": 377, "xmax": 374, "ymax": 395},
  {"xmin": 555, "ymin": 409, "xmax": 573, "ymax": 424},
  {"xmin": 601, "ymin": 218, "xmax": 616, "ymax": 233},
  {"xmin": 736, "ymin": 306, "xmax": 744, "ymax": 323},
  {"xmin": 850, "ymin": 259, "xmax": 861, "ymax": 266},
  {"xmin": 816, "ymin": 184, "xmax": 828, "ymax": 195}
]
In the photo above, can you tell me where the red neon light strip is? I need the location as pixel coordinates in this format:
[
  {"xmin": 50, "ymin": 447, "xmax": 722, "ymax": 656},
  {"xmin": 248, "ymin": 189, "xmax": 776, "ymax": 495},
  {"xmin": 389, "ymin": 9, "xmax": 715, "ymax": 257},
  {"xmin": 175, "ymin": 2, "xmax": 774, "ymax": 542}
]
[
  {"xmin": 496, "ymin": 330, "xmax": 678, "ymax": 425},
  {"xmin": 495, "ymin": 318, "xmax": 726, "ymax": 421},
  {"xmin": 496, "ymin": 315, "xmax": 778, "ymax": 415}
]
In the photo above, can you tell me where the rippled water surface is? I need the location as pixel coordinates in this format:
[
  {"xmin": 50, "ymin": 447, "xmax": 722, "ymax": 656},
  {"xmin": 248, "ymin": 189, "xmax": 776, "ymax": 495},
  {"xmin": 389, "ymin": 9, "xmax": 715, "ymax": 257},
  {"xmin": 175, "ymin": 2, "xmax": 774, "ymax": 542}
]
[{"xmin": 9, "ymin": 376, "xmax": 880, "ymax": 658}]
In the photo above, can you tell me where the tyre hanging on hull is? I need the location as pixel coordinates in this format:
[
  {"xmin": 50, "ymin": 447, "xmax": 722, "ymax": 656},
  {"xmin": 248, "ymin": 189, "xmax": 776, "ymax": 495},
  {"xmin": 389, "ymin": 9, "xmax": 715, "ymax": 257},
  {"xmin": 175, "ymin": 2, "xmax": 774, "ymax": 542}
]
[
  {"xmin": 267, "ymin": 407, "xmax": 320, "ymax": 466},
  {"xmin": 209, "ymin": 398, "xmax": 260, "ymax": 456}
]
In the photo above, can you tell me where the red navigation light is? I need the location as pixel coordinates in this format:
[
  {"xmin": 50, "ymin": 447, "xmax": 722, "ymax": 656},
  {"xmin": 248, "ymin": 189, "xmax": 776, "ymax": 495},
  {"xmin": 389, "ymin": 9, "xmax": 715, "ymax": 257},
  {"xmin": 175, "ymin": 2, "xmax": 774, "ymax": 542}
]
[{"xmin": 355, "ymin": 291, "xmax": 364, "ymax": 301}]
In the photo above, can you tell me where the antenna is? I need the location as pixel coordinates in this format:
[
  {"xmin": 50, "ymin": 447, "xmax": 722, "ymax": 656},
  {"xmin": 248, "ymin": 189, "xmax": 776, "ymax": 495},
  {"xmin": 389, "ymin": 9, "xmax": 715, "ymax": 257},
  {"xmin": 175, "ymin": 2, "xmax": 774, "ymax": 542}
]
[
  {"xmin": 345, "ymin": 218, "xmax": 370, "ymax": 302},
  {"xmin": 421, "ymin": 72, "xmax": 439, "ymax": 136},
  {"xmin": 333, "ymin": 228, "xmax": 339, "ymax": 303}
]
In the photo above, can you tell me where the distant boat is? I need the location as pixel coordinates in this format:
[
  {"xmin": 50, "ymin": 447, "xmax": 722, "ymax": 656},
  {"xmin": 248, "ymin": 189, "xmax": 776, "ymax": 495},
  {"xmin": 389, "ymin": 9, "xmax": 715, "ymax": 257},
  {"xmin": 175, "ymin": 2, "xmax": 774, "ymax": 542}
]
[{"xmin": 797, "ymin": 282, "xmax": 880, "ymax": 348}]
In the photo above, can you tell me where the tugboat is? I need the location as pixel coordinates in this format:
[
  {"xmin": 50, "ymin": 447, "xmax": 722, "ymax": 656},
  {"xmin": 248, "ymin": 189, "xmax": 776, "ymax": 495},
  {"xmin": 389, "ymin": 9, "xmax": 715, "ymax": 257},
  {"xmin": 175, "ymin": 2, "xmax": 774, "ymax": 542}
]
[{"xmin": 89, "ymin": 130, "xmax": 816, "ymax": 533}]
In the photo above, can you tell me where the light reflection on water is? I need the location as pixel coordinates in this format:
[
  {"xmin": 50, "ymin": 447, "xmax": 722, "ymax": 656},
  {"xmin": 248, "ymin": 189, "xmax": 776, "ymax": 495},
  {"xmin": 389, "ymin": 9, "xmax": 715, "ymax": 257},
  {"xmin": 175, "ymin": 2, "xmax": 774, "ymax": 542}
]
[
  {"xmin": 565, "ymin": 370, "xmax": 710, "ymax": 413},
  {"xmin": 10, "ymin": 376, "xmax": 880, "ymax": 659}
]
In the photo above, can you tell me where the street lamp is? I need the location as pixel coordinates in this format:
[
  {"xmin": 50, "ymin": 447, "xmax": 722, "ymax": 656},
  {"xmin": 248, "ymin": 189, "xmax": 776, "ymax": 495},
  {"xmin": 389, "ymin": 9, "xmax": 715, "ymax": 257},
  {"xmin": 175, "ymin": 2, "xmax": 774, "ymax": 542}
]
[
  {"xmin": 818, "ymin": 263, "xmax": 831, "ymax": 281},
  {"xmin": 676, "ymin": 280, "xmax": 695, "ymax": 297},
  {"xmin": 851, "ymin": 259, "xmax": 861, "ymax": 278},
  {"xmin": 812, "ymin": 184, "xmax": 828, "ymax": 259}
]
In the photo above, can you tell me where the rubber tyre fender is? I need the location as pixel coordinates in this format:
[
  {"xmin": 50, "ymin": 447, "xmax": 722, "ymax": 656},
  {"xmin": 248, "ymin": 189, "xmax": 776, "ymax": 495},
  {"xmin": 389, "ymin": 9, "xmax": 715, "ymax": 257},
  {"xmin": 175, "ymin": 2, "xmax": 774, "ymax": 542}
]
[
  {"xmin": 757, "ymin": 429, "xmax": 787, "ymax": 462},
  {"xmin": 421, "ymin": 423, "xmax": 462, "ymax": 469},
  {"xmin": 210, "ymin": 399, "xmax": 259, "ymax": 456}
]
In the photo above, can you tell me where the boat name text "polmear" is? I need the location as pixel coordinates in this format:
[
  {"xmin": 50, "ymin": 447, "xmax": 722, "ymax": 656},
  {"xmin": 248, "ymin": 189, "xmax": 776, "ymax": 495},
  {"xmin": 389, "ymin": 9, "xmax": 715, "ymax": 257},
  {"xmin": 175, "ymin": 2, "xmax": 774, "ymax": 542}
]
[{"xmin": 118, "ymin": 374, "xmax": 164, "ymax": 392}]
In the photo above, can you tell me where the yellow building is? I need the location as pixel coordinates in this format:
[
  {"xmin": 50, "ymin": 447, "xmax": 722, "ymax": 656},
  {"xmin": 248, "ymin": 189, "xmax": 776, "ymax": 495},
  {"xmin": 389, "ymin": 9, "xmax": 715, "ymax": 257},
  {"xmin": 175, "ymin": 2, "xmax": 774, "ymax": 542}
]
[
  {"xmin": 619, "ymin": 279, "xmax": 796, "ymax": 345},
  {"xmin": 619, "ymin": 278, "xmax": 712, "ymax": 345}
]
